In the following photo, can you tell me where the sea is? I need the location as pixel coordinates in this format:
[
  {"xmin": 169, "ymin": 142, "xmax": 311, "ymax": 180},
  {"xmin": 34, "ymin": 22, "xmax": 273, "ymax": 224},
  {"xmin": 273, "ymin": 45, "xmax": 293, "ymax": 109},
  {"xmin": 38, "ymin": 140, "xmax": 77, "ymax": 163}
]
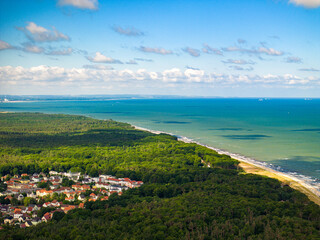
[{"xmin": 1, "ymin": 98, "xmax": 320, "ymax": 192}]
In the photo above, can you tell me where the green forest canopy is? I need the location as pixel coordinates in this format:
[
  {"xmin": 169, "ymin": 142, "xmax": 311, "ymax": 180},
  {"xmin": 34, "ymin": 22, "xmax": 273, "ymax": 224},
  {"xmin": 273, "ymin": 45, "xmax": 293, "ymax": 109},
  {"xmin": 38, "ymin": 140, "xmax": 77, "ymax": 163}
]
[{"xmin": 0, "ymin": 112, "xmax": 319, "ymax": 239}]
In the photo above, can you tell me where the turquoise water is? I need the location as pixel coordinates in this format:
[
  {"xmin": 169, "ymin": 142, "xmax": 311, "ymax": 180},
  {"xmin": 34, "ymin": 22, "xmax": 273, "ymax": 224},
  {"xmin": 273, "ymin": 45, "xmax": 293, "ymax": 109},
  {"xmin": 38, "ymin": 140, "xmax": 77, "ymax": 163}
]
[{"xmin": 1, "ymin": 98, "xmax": 320, "ymax": 182}]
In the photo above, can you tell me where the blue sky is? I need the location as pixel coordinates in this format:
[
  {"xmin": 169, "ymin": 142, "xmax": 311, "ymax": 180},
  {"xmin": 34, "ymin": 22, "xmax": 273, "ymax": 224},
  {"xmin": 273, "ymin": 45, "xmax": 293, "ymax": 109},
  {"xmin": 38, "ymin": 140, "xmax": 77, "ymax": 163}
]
[{"xmin": 0, "ymin": 0, "xmax": 319, "ymax": 97}]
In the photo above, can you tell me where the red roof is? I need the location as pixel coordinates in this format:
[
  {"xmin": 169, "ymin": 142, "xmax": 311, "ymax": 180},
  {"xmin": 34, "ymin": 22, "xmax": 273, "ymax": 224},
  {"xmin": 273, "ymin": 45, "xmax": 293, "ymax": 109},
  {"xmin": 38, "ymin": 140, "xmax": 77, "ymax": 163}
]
[
  {"xmin": 44, "ymin": 212, "xmax": 51, "ymax": 217},
  {"xmin": 14, "ymin": 208, "xmax": 22, "ymax": 214},
  {"xmin": 107, "ymin": 178, "xmax": 120, "ymax": 181}
]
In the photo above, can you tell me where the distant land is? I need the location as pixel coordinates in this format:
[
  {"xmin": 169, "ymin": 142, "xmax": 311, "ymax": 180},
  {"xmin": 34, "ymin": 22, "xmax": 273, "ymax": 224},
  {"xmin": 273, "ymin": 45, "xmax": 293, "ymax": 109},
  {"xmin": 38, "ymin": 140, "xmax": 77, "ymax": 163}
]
[{"xmin": 0, "ymin": 95, "xmax": 318, "ymax": 103}]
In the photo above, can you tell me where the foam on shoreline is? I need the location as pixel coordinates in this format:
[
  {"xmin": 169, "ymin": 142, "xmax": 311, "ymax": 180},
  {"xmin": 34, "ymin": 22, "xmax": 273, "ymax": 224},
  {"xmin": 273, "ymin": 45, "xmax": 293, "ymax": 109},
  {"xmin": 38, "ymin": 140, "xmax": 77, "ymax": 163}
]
[{"xmin": 134, "ymin": 125, "xmax": 320, "ymax": 198}]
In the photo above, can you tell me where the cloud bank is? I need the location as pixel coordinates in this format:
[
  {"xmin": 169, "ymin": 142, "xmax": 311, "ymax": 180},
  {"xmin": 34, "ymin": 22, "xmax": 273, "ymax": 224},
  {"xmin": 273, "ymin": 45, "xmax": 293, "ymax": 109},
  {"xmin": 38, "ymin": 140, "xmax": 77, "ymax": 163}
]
[
  {"xmin": 202, "ymin": 44, "xmax": 223, "ymax": 56},
  {"xmin": 289, "ymin": 0, "xmax": 320, "ymax": 8},
  {"xmin": 0, "ymin": 40, "xmax": 14, "ymax": 50},
  {"xmin": 57, "ymin": 0, "xmax": 98, "ymax": 10},
  {"xmin": 183, "ymin": 47, "xmax": 200, "ymax": 57},
  {"xmin": 87, "ymin": 52, "xmax": 123, "ymax": 64},
  {"xmin": 222, "ymin": 59, "xmax": 255, "ymax": 65},
  {"xmin": 112, "ymin": 26, "xmax": 144, "ymax": 36},
  {"xmin": 1, "ymin": 66, "xmax": 318, "ymax": 90},
  {"xmin": 222, "ymin": 46, "xmax": 284, "ymax": 56},
  {"xmin": 138, "ymin": 46, "xmax": 173, "ymax": 55},
  {"xmin": 17, "ymin": 22, "xmax": 70, "ymax": 42},
  {"xmin": 285, "ymin": 56, "xmax": 302, "ymax": 63}
]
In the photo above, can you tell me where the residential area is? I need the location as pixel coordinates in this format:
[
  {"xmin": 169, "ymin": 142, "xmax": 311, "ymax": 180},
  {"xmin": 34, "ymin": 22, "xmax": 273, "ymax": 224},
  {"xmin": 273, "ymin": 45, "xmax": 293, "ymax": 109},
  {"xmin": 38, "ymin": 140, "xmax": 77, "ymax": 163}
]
[{"xmin": 0, "ymin": 171, "xmax": 143, "ymax": 229}]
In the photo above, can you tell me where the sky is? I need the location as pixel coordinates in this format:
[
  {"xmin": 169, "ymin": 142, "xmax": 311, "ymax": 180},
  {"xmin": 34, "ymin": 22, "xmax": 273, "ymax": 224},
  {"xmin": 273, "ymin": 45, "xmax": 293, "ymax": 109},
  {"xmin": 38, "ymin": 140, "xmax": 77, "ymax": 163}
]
[{"xmin": 0, "ymin": 0, "xmax": 319, "ymax": 97}]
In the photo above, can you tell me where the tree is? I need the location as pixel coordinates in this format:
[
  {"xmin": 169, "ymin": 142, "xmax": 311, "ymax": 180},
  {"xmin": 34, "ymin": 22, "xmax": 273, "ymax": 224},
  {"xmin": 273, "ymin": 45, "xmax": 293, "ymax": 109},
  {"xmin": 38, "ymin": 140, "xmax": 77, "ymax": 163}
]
[
  {"xmin": 52, "ymin": 211, "xmax": 65, "ymax": 222},
  {"xmin": 24, "ymin": 197, "xmax": 31, "ymax": 206}
]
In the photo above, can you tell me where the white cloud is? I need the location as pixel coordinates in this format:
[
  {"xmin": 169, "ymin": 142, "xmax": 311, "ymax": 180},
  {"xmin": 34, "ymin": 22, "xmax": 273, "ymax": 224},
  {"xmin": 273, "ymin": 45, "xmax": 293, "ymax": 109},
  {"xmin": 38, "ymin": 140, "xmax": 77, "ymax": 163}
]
[
  {"xmin": 222, "ymin": 46, "xmax": 284, "ymax": 56},
  {"xmin": 46, "ymin": 48, "xmax": 73, "ymax": 56},
  {"xmin": 82, "ymin": 65, "xmax": 114, "ymax": 70},
  {"xmin": 183, "ymin": 47, "xmax": 200, "ymax": 57},
  {"xmin": 237, "ymin": 39, "xmax": 247, "ymax": 44},
  {"xmin": 134, "ymin": 58, "xmax": 153, "ymax": 62},
  {"xmin": 229, "ymin": 66, "xmax": 254, "ymax": 71},
  {"xmin": 285, "ymin": 56, "xmax": 302, "ymax": 63},
  {"xmin": 222, "ymin": 59, "xmax": 255, "ymax": 65},
  {"xmin": 0, "ymin": 66, "xmax": 318, "ymax": 90},
  {"xmin": 17, "ymin": 22, "xmax": 70, "ymax": 42},
  {"xmin": 138, "ymin": 46, "xmax": 173, "ymax": 55},
  {"xmin": 126, "ymin": 60, "xmax": 138, "ymax": 65},
  {"xmin": 57, "ymin": 0, "xmax": 98, "ymax": 10},
  {"xmin": 257, "ymin": 47, "xmax": 283, "ymax": 56},
  {"xmin": 0, "ymin": 40, "xmax": 14, "ymax": 50},
  {"xmin": 202, "ymin": 44, "xmax": 223, "ymax": 56},
  {"xmin": 289, "ymin": 0, "xmax": 320, "ymax": 8},
  {"xmin": 185, "ymin": 66, "xmax": 200, "ymax": 70},
  {"xmin": 87, "ymin": 52, "xmax": 123, "ymax": 64},
  {"xmin": 112, "ymin": 26, "xmax": 144, "ymax": 36},
  {"xmin": 23, "ymin": 45, "xmax": 45, "ymax": 54},
  {"xmin": 299, "ymin": 68, "xmax": 319, "ymax": 72}
]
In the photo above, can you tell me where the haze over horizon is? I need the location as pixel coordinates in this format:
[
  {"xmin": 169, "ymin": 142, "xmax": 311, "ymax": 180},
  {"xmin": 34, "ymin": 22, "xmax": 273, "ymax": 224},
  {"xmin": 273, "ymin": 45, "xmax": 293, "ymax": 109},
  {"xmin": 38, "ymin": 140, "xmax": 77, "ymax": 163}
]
[{"xmin": 0, "ymin": 0, "xmax": 320, "ymax": 97}]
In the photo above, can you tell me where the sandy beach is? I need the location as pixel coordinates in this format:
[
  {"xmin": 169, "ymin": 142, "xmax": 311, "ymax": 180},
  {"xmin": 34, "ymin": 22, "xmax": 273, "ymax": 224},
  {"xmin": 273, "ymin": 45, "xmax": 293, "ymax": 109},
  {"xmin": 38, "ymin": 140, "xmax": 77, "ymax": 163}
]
[{"xmin": 134, "ymin": 125, "xmax": 320, "ymax": 206}]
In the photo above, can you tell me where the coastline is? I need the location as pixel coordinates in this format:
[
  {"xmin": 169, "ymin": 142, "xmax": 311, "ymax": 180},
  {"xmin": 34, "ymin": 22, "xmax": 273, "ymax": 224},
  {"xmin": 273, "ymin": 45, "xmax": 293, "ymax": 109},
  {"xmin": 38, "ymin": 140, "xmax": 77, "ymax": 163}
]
[
  {"xmin": 134, "ymin": 125, "xmax": 320, "ymax": 206},
  {"xmin": 1, "ymin": 111, "xmax": 319, "ymax": 205}
]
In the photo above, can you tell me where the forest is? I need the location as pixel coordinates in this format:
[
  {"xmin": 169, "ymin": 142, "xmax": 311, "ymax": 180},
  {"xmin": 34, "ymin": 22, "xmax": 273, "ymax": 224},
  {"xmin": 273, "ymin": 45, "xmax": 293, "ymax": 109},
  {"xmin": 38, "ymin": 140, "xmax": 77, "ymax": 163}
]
[{"xmin": 0, "ymin": 112, "xmax": 319, "ymax": 239}]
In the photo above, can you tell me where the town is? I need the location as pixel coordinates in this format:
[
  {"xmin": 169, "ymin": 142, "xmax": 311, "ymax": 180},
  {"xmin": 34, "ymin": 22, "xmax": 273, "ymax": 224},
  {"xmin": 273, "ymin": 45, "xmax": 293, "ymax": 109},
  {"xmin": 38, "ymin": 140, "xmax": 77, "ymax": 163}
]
[{"xmin": 0, "ymin": 171, "xmax": 143, "ymax": 229}]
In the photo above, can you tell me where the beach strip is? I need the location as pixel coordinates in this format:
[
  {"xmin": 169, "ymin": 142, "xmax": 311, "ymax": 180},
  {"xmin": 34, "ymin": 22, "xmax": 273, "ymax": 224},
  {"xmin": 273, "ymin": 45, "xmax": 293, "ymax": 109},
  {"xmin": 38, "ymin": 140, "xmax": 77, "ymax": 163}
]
[{"xmin": 134, "ymin": 125, "xmax": 320, "ymax": 206}]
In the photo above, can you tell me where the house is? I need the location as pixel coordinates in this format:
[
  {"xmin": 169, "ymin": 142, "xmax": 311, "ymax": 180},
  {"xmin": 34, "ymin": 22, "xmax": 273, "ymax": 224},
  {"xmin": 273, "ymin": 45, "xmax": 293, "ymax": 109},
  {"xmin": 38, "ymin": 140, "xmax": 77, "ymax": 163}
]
[
  {"xmin": 79, "ymin": 203, "xmax": 84, "ymax": 208},
  {"xmin": 42, "ymin": 202, "xmax": 52, "ymax": 208},
  {"xmin": 31, "ymin": 176, "xmax": 40, "ymax": 182},
  {"xmin": 65, "ymin": 191, "xmax": 76, "ymax": 197},
  {"xmin": 63, "ymin": 172, "xmax": 81, "ymax": 180},
  {"xmin": 30, "ymin": 204, "xmax": 40, "ymax": 211},
  {"xmin": 51, "ymin": 200, "xmax": 60, "ymax": 207},
  {"xmin": 25, "ymin": 221, "xmax": 33, "ymax": 227},
  {"xmin": 90, "ymin": 193, "xmax": 97, "ymax": 200},
  {"xmin": 63, "ymin": 205, "xmax": 76, "ymax": 213},
  {"xmin": 49, "ymin": 171, "xmax": 58, "ymax": 175},
  {"xmin": 27, "ymin": 192, "xmax": 37, "ymax": 198},
  {"xmin": 1, "ymin": 175, "xmax": 9, "ymax": 181},
  {"xmin": 18, "ymin": 216, "xmax": 26, "ymax": 223},
  {"xmin": 78, "ymin": 194, "xmax": 86, "ymax": 201},
  {"xmin": 17, "ymin": 194, "xmax": 24, "ymax": 201},
  {"xmin": 65, "ymin": 196, "xmax": 75, "ymax": 201},
  {"xmin": 5, "ymin": 195, "xmax": 13, "ymax": 201},
  {"xmin": 20, "ymin": 179, "xmax": 30, "ymax": 184},
  {"xmin": 36, "ymin": 189, "xmax": 53, "ymax": 197},
  {"xmin": 100, "ymin": 196, "xmax": 109, "ymax": 201},
  {"xmin": 0, "ymin": 205, "xmax": 9, "ymax": 213},
  {"xmin": 14, "ymin": 208, "xmax": 23, "ymax": 219},
  {"xmin": 42, "ymin": 212, "xmax": 51, "ymax": 222},
  {"xmin": 26, "ymin": 206, "xmax": 34, "ymax": 214},
  {"xmin": 109, "ymin": 191, "xmax": 118, "ymax": 196},
  {"xmin": 4, "ymin": 216, "xmax": 14, "ymax": 224},
  {"xmin": 31, "ymin": 217, "xmax": 41, "ymax": 225},
  {"xmin": 100, "ymin": 189, "xmax": 108, "ymax": 195}
]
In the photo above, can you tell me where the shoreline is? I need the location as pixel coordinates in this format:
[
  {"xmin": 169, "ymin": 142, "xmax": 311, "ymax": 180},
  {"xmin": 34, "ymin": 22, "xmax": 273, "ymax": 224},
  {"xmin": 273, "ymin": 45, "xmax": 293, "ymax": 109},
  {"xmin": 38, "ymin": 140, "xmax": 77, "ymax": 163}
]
[
  {"xmin": 1, "ymin": 111, "xmax": 319, "ymax": 205},
  {"xmin": 134, "ymin": 125, "xmax": 320, "ymax": 205}
]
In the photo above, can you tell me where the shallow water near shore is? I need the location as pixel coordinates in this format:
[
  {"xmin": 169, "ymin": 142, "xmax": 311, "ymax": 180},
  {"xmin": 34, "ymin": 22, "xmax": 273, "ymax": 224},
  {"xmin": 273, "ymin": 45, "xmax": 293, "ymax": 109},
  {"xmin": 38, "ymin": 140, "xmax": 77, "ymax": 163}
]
[{"xmin": 1, "ymin": 98, "xmax": 320, "ymax": 188}]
